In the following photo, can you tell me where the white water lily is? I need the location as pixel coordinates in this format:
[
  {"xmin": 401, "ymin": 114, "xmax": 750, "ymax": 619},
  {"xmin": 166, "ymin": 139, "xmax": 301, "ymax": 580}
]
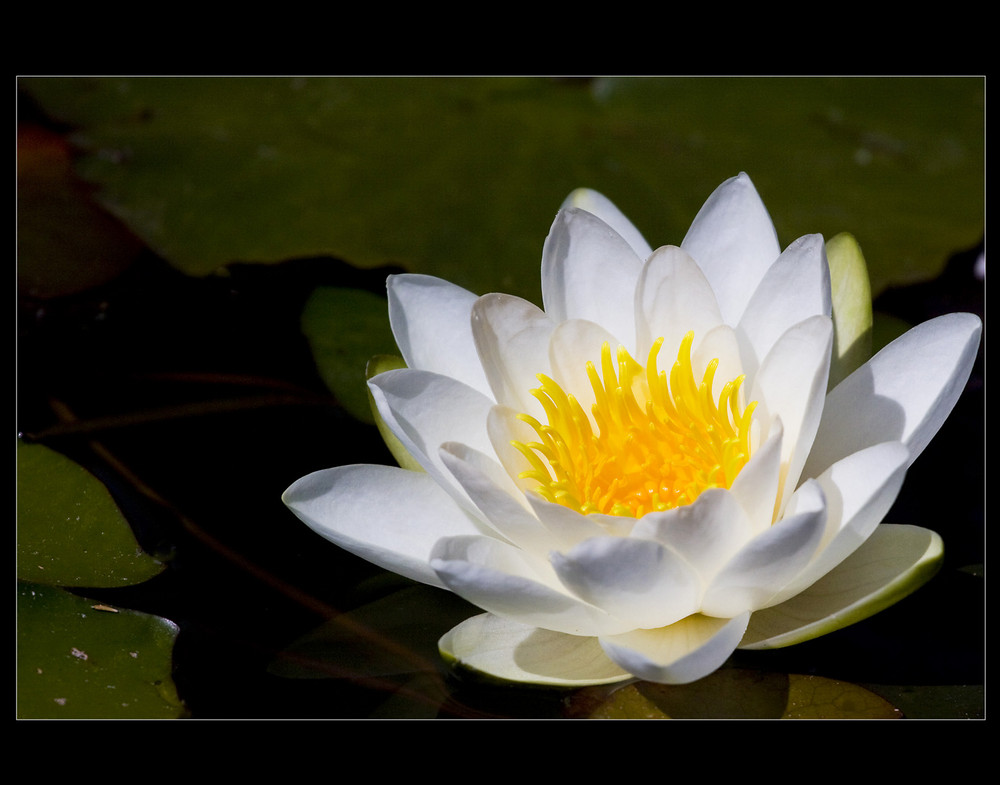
[{"xmin": 284, "ymin": 173, "xmax": 981, "ymax": 686}]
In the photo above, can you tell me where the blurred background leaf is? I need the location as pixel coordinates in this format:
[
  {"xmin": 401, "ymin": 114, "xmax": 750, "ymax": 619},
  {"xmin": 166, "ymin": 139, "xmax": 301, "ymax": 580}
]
[{"xmin": 20, "ymin": 76, "xmax": 983, "ymax": 301}]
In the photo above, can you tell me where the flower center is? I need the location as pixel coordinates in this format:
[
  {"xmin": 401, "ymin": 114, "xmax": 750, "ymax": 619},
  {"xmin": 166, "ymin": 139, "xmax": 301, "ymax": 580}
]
[{"xmin": 511, "ymin": 332, "xmax": 756, "ymax": 518}]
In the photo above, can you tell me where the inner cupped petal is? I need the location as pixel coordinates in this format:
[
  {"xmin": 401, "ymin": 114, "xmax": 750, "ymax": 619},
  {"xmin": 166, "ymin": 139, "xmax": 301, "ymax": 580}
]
[
  {"xmin": 634, "ymin": 244, "xmax": 725, "ymax": 363},
  {"xmin": 680, "ymin": 173, "xmax": 781, "ymax": 326},
  {"xmin": 736, "ymin": 234, "xmax": 832, "ymax": 382},
  {"xmin": 749, "ymin": 315, "xmax": 833, "ymax": 515},
  {"xmin": 470, "ymin": 292, "xmax": 556, "ymax": 418},
  {"xmin": 541, "ymin": 207, "xmax": 645, "ymax": 343}
]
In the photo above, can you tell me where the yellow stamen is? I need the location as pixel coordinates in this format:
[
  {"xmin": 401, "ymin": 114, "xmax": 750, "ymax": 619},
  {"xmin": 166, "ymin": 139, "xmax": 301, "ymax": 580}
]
[{"xmin": 511, "ymin": 332, "xmax": 756, "ymax": 518}]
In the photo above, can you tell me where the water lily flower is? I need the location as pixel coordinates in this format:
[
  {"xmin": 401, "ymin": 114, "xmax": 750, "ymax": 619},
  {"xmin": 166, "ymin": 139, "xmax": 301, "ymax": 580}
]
[{"xmin": 283, "ymin": 173, "xmax": 981, "ymax": 687}]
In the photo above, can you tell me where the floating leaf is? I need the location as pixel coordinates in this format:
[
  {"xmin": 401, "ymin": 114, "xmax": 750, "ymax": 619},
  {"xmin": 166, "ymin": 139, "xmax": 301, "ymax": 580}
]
[
  {"xmin": 21, "ymin": 77, "xmax": 983, "ymax": 300},
  {"xmin": 300, "ymin": 287, "xmax": 399, "ymax": 422},
  {"xmin": 567, "ymin": 668, "xmax": 901, "ymax": 719},
  {"xmin": 17, "ymin": 440, "xmax": 165, "ymax": 588},
  {"xmin": 16, "ymin": 581, "xmax": 184, "ymax": 719}
]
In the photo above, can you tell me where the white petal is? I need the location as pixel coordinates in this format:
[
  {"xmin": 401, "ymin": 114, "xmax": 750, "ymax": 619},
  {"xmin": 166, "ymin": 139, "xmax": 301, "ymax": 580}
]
[
  {"xmin": 431, "ymin": 536, "xmax": 633, "ymax": 636},
  {"xmin": 526, "ymin": 493, "xmax": 633, "ymax": 549},
  {"xmin": 551, "ymin": 536, "xmax": 701, "ymax": 628},
  {"xmin": 600, "ymin": 612, "xmax": 750, "ymax": 685},
  {"xmin": 369, "ymin": 368, "xmax": 496, "ymax": 508},
  {"xmin": 439, "ymin": 441, "xmax": 557, "ymax": 553},
  {"xmin": 737, "ymin": 234, "xmax": 832, "ymax": 380},
  {"xmin": 470, "ymin": 292, "xmax": 555, "ymax": 416},
  {"xmin": 439, "ymin": 612, "xmax": 631, "ymax": 686},
  {"xmin": 547, "ymin": 318, "xmax": 622, "ymax": 405},
  {"xmin": 728, "ymin": 418, "xmax": 783, "ymax": 534},
  {"xmin": 740, "ymin": 524, "xmax": 943, "ymax": 650},
  {"xmin": 749, "ymin": 315, "xmax": 833, "ymax": 513},
  {"xmin": 386, "ymin": 274, "xmax": 490, "ymax": 396},
  {"xmin": 541, "ymin": 207, "xmax": 645, "ymax": 343},
  {"xmin": 690, "ymin": 323, "xmax": 746, "ymax": 404},
  {"xmin": 802, "ymin": 312, "xmax": 982, "ymax": 478},
  {"xmin": 282, "ymin": 464, "xmax": 482, "ymax": 588},
  {"xmin": 561, "ymin": 188, "xmax": 654, "ymax": 261},
  {"xmin": 769, "ymin": 441, "xmax": 910, "ymax": 604},
  {"xmin": 701, "ymin": 480, "xmax": 827, "ymax": 616},
  {"xmin": 681, "ymin": 173, "xmax": 781, "ymax": 325},
  {"xmin": 630, "ymin": 488, "xmax": 754, "ymax": 583},
  {"xmin": 634, "ymin": 245, "xmax": 724, "ymax": 360}
]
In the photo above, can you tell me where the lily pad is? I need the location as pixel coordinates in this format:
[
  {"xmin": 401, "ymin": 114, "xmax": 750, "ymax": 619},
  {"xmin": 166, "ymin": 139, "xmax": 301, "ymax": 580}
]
[
  {"xmin": 566, "ymin": 668, "xmax": 902, "ymax": 719},
  {"xmin": 300, "ymin": 286, "xmax": 400, "ymax": 422},
  {"xmin": 16, "ymin": 581, "xmax": 184, "ymax": 719},
  {"xmin": 20, "ymin": 77, "xmax": 983, "ymax": 300},
  {"xmin": 17, "ymin": 440, "xmax": 165, "ymax": 588}
]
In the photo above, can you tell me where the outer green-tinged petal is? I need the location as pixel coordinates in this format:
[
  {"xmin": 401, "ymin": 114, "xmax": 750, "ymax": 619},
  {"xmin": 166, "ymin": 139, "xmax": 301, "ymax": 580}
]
[
  {"xmin": 551, "ymin": 537, "xmax": 701, "ymax": 629},
  {"xmin": 387, "ymin": 274, "xmax": 490, "ymax": 396},
  {"xmin": 825, "ymin": 232, "xmax": 874, "ymax": 389},
  {"xmin": 430, "ymin": 536, "xmax": 633, "ymax": 636},
  {"xmin": 737, "ymin": 233, "xmax": 831, "ymax": 379},
  {"xmin": 470, "ymin": 292, "xmax": 555, "ymax": 417},
  {"xmin": 681, "ymin": 173, "xmax": 781, "ymax": 325},
  {"xmin": 561, "ymin": 187, "xmax": 653, "ymax": 262},
  {"xmin": 365, "ymin": 355, "xmax": 423, "ymax": 473},
  {"xmin": 600, "ymin": 612, "xmax": 750, "ymax": 685},
  {"xmin": 701, "ymin": 480, "xmax": 826, "ymax": 616},
  {"xmin": 740, "ymin": 524, "xmax": 943, "ymax": 649},
  {"xmin": 282, "ymin": 464, "xmax": 483, "ymax": 588},
  {"xmin": 541, "ymin": 208, "xmax": 644, "ymax": 345},
  {"xmin": 439, "ymin": 612, "xmax": 631, "ymax": 687},
  {"xmin": 802, "ymin": 312, "xmax": 982, "ymax": 478}
]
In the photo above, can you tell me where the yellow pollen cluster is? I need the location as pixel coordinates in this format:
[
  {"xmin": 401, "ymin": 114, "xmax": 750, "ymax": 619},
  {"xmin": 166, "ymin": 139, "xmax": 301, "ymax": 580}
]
[{"xmin": 511, "ymin": 331, "xmax": 756, "ymax": 518}]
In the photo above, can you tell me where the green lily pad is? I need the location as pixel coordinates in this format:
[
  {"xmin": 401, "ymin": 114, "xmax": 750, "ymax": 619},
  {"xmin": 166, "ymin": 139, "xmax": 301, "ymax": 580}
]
[
  {"xmin": 20, "ymin": 77, "xmax": 983, "ymax": 300},
  {"xmin": 17, "ymin": 440, "xmax": 165, "ymax": 588},
  {"xmin": 16, "ymin": 581, "xmax": 184, "ymax": 719},
  {"xmin": 566, "ymin": 668, "xmax": 902, "ymax": 719},
  {"xmin": 300, "ymin": 286, "xmax": 399, "ymax": 422}
]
